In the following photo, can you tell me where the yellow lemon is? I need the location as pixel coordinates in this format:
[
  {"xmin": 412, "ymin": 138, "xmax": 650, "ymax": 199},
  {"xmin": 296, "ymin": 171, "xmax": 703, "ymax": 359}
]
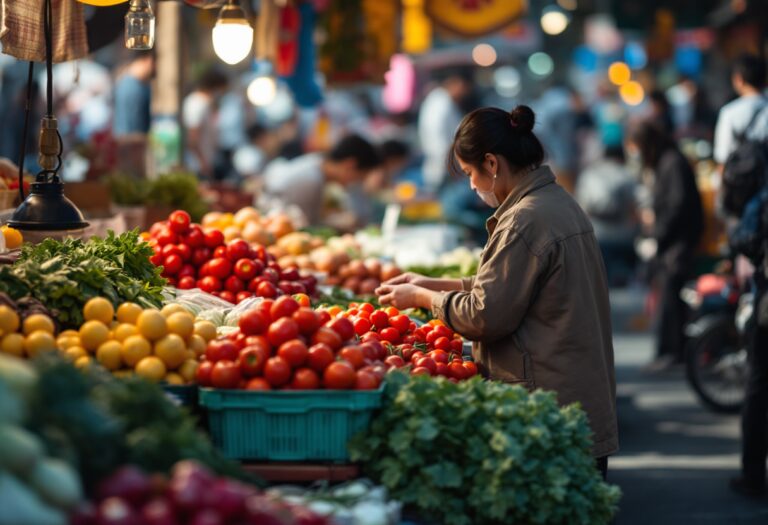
[
  {"xmin": 121, "ymin": 335, "xmax": 152, "ymax": 368},
  {"xmin": 59, "ymin": 329, "xmax": 79, "ymax": 338},
  {"xmin": 83, "ymin": 297, "xmax": 115, "ymax": 324},
  {"xmin": 23, "ymin": 314, "xmax": 55, "ymax": 336},
  {"xmin": 188, "ymin": 334, "xmax": 207, "ymax": 357},
  {"xmin": 65, "ymin": 346, "xmax": 88, "ymax": 361},
  {"xmin": 136, "ymin": 310, "xmax": 167, "ymax": 341},
  {"xmin": 24, "ymin": 331, "xmax": 57, "ymax": 358},
  {"xmin": 0, "ymin": 333, "xmax": 25, "ymax": 357},
  {"xmin": 135, "ymin": 356, "xmax": 166, "ymax": 382},
  {"xmin": 96, "ymin": 341, "xmax": 123, "ymax": 371},
  {"xmin": 153, "ymin": 334, "xmax": 186, "ymax": 370},
  {"xmin": 113, "ymin": 323, "xmax": 138, "ymax": 342},
  {"xmin": 75, "ymin": 355, "xmax": 92, "ymax": 369},
  {"xmin": 116, "ymin": 302, "xmax": 143, "ymax": 324},
  {"xmin": 194, "ymin": 321, "xmax": 217, "ymax": 342},
  {"xmin": 166, "ymin": 312, "xmax": 194, "ymax": 340},
  {"xmin": 161, "ymin": 304, "xmax": 189, "ymax": 318},
  {"xmin": 0, "ymin": 305, "xmax": 20, "ymax": 334},
  {"xmin": 56, "ymin": 336, "xmax": 81, "ymax": 350},
  {"xmin": 164, "ymin": 372, "xmax": 184, "ymax": 385},
  {"xmin": 1, "ymin": 225, "xmax": 23, "ymax": 249},
  {"xmin": 79, "ymin": 321, "xmax": 110, "ymax": 352},
  {"xmin": 178, "ymin": 359, "xmax": 199, "ymax": 383}
]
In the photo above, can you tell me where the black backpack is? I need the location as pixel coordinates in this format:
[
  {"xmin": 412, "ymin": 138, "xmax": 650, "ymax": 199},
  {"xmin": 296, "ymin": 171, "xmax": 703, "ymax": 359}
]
[{"xmin": 722, "ymin": 101, "xmax": 768, "ymax": 217}]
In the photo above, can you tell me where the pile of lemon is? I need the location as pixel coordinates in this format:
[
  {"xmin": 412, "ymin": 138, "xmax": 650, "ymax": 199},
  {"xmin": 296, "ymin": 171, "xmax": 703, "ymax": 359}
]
[
  {"xmin": 0, "ymin": 306, "xmax": 58, "ymax": 358},
  {"xmin": 56, "ymin": 298, "xmax": 217, "ymax": 384}
]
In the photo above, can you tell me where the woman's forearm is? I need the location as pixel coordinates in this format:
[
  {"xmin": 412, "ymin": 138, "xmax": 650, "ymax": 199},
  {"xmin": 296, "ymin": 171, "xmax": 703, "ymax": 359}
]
[{"xmin": 421, "ymin": 277, "xmax": 464, "ymax": 292}]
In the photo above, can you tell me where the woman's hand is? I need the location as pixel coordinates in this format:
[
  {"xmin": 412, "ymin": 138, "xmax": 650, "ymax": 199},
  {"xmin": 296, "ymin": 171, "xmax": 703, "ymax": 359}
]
[
  {"xmin": 383, "ymin": 272, "xmax": 429, "ymax": 287},
  {"xmin": 375, "ymin": 283, "xmax": 431, "ymax": 310}
]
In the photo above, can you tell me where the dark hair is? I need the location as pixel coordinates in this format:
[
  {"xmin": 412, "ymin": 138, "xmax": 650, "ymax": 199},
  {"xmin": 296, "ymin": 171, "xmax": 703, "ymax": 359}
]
[
  {"xmin": 629, "ymin": 119, "xmax": 678, "ymax": 168},
  {"xmin": 733, "ymin": 53, "xmax": 766, "ymax": 90},
  {"xmin": 379, "ymin": 139, "xmax": 410, "ymax": 161},
  {"xmin": 450, "ymin": 105, "xmax": 544, "ymax": 176},
  {"xmin": 328, "ymin": 134, "xmax": 381, "ymax": 170},
  {"xmin": 604, "ymin": 145, "xmax": 625, "ymax": 162},
  {"xmin": 198, "ymin": 68, "xmax": 229, "ymax": 92}
]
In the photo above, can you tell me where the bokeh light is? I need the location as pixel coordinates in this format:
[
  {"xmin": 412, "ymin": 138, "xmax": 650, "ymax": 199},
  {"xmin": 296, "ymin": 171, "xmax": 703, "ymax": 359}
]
[
  {"xmin": 472, "ymin": 44, "xmax": 498, "ymax": 67},
  {"xmin": 528, "ymin": 52, "xmax": 554, "ymax": 77},
  {"xmin": 619, "ymin": 81, "xmax": 645, "ymax": 106},
  {"xmin": 494, "ymin": 66, "xmax": 522, "ymax": 97},
  {"xmin": 540, "ymin": 8, "xmax": 569, "ymax": 36},
  {"xmin": 608, "ymin": 62, "xmax": 631, "ymax": 86},
  {"xmin": 247, "ymin": 76, "xmax": 277, "ymax": 106}
]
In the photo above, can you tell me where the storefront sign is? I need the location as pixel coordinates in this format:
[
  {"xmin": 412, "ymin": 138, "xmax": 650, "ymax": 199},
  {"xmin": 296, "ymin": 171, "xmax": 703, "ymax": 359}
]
[{"xmin": 424, "ymin": 0, "xmax": 527, "ymax": 37}]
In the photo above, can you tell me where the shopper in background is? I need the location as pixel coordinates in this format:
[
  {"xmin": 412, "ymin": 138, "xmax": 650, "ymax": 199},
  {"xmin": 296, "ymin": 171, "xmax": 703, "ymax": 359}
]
[
  {"xmin": 713, "ymin": 54, "xmax": 768, "ymax": 170},
  {"xmin": 260, "ymin": 134, "xmax": 381, "ymax": 226},
  {"xmin": 112, "ymin": 51, "xmax": 154, "ymax": 137},
  {"xmin": 377, "ymin": 106, "xmax": 618, "ymax": 478},
  {"xmin": 626, "ymin": 120, "xmax": 703, "ymax": 370},
  {"xmin": 182, "ymin": 68, "xmax": 229, "ymax": 179},
  {"xmin": 648, "ymin": 89, "xmax": 675, "ymax": 136},
  {"xmin": 418, "ymin": 68, "xmax": 473, "ymax": 193}
]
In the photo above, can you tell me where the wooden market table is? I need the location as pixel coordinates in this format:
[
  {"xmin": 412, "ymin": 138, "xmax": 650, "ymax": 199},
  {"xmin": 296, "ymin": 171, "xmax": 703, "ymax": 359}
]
[{"xmin": 241, "ymin": 462, "xmax": 360, "ymax": 483}]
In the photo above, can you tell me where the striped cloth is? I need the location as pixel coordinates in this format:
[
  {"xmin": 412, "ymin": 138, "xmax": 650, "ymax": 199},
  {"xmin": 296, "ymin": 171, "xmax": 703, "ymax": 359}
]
[{"xmin": 0, "ymin": 0, "xmax": 88, "ymax": 62}]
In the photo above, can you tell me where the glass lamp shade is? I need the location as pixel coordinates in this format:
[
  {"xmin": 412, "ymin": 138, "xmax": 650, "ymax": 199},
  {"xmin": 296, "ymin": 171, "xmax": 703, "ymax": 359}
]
[
  {"xmin": 8, "ymin": 182, "xmax": 89, "ymax": 231},
  {"xmin": 125, "ymin": 0, "xmax": 156, "ymax": 50},
  {"xmin": 212, "ymin": 5, "xmax": 253, "ymax": 65}
]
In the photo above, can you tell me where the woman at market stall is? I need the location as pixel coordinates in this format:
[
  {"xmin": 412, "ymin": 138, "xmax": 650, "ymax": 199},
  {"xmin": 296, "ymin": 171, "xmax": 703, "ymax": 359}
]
[{"xmin": 376, "ymin": 105, "xmax": 618, "ymax": 477}]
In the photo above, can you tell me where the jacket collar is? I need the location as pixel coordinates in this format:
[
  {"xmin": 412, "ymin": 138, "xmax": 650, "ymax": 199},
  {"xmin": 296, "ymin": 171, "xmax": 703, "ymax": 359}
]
[{"xmin": 486, "ymin": 165, "xmax": 556, "ymax": 235}]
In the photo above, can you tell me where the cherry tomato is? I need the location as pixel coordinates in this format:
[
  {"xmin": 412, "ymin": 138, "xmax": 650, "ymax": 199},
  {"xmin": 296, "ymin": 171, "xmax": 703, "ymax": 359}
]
[
  {"xmin": 354, "ymin": 317, "xmax": 372, "ymax": 337},
  {"xmin": 149, "ymin": 252, "xmax": 163, "ymax": 266},
  {"xmin": 262, "ymin": 268, "xmax": 279, "ymax": 284},
  {"xmin": 239, "ymin": 345, "xmax": 269, "ymax": 377},
  {"xmin": 178, "ymin": 264, "xmax": 196, "ymax": 279},
  {"xmin": 290, "ymin": 367, "xmax": 320, "ymax": 390},
  {"xmin": 463, "ymin": 360, "xmax": 478, "ymax": 377},
  {"xmin": 254, "ymin": 281, "xmax": 277, "ymax": 298},
  {"xmin": 435, "ymin": 362, "xmax": 450, "ymax": 377},
  {"xmin": 225, "ymin": 276, "xmax": 245, "ymax": 294},
  {"xmin": 389, "ymin": 314, "xmax": 410, "ymax": 334},
  {"xmin": 195, "ymin": 360, "xmax": 213, "ymax": 386},
  {"xmin": 370, "ymin": 310, "xmax": 389, "ymax": 330},
  {"xmin": 359, "ymin": 343, "xmax": 379, "ymax": 361},
  {"xmin": 429, "ymin": 349, "xmax": 450, "ymax": 364},
  {"xmin": 411, "ymin": 351, "xmax": 425, "ymax": 362},
  {"xmin": 316, "ymin": 309, "xmax": 332, "ymax": 326},
  {"xmin": 219, "ymin": 291, "xmax": 236, "ymax": 303},
  {"xmin": 323, "ymin": 361, "xmax": 356, "ymax": 389},
  {"xmin": 264, "ymin": 356, "xmax": 292, "ymax": 387},
  {"xmin": 307, "ymin": 343, "xmax": 334, "ymax": 373},
  {"xmin": 293, "ymin": 308, "xmax": 320, "ymax": 335},
  {"xmin": 246, "ymin": 377, "xmax": 271, "ymax": 390},
  {"xmin": 385, "ymin": 355, "xmax": 405, "ymax": 368},
  {"xmin": 355, "ymin": 370, "xmax": 379, "ymax": 390},
  {"xmin": 267, "ymin": 318, "xmax": 300, "ymax": 347},
  {"xmin": 162, "ymin": 254, "xmax": 183, "ymax": 275},
  {"xmin": 385, "ymin": 307, "xmax": 400, "ymax": 318},
  {"xmin": 236, "ymin": 291, "xmax": 252, "ymax": 303},
  {"xmin": 360, "ymin": 332, "xmax": 382, "ymax": 344},
  {"xmin": 177, "ymin": 276, "xmax": 196, "ymax": 289},
  {"xmin": 204, "ymin": 229, "xmax": 225, "ymax": 249},
  {"xmin": 415, "ymin": 356, "xmax": 437, "ymax": 375},
  {"xmin": 449, "ymin": 360, "xmax": 469, "ymax": 380},
  {"xmin": 156, "ymin": 227, "xmax": 178, "ymax": 246},
  {"xmin": 238, "ymin": 309, "xmax": 269, "ymax": 336},
  {"xmin": 450, "ymin": 339, "xmax": 464, "ymax": 354},
  {"xmin": 277, "ymin": 339, "xmax": 308, "ymax": 367},
  {"xmin": 379, "ymin": 327, "xmax": 401, "ymax": 345},
  {"xmin": 208, "ymin": 258, "xmax": 232, "ymax": 280},
  {"xmin": 233, "ymin": 258, "xmax": 258, "ymax": 281},
  {"xmin": 161, "ymin": 244, "xmax": 181, "ymax": 258},
  {"xmin": 293, "ymin": 293, "xmax": 311, "ymax": 308},
  {"xmin": 185, "ymin": 225, "xmax": 205, "ymax": 248},
  {"xmin": 211, "ymin": 360, "xmax": 242, "ymax": 389},
  {"xmin": 433, "ymin": 337, "xmax": 451, "ymax": 352},
  {"xmin": 426, "ymin": 330, "xmax": 440, "ymax": 345},
  {"xmin": 226, "ymin": 239, "xmax": 250, "ymax": 262},
  {"xmin": 411, "ymin": 366, "xmax": 431, "ymax": 376},
  {"xmin": 358, "ymin": 302, "xmax": 375, "ymax": 314},
  {"xmin": 176, "ymin": 243, "xmax": 192, "ymax": 262},
  {"xmin": 433, "ymin": 325, "xmax": 453, "ymax": 339},
  {"xmin": 311, "ymin": 327, "xmax": 343, "ymax": 350},
  {"xmin": 271, "ymin": 296, "xmax": 300, "ymax": 320},
  {"xmin": 213, "ymin": 245, "xmax": 228, "ymax": 259},
  {"xmin": 339, "ymin": 346, "xmax": 365, "ymax": 369},
  {"xmin": 198, "ymin": 276, "xmax": 222, "ymax": 293},
  {"xmin": 168, "ymin": 210, "xmax": 191, "ymax": 234},
  {"xmin": 328, "ymin": 317, "xmax": 355, "ymax": 341},
  {"xmin": 279, "ymin": 267, "xmax": 300, "ymax": 281}
]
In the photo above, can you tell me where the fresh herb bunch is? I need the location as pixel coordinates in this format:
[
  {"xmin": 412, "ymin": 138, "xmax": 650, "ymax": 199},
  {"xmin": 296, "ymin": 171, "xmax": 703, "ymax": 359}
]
[
  {"xmin": 349, "ymin": 374, "xmax": 621, "ymax": 525},
  {"xmin": 145, "ymin": 171, "xmax": 208, "ymax": 222},
  {"xmin": 106, "ymin": 173, "xmax": 150, "ymax": 206},
  {"xmin": 0, "ymin": 231, "xmax": 165, "ymax": 327}
]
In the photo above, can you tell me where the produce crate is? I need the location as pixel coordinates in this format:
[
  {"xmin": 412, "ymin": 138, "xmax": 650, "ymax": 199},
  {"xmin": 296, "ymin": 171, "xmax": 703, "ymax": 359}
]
[{"xmin": 199, "ymin": 385, "xmax": 384, "ymax": 462}]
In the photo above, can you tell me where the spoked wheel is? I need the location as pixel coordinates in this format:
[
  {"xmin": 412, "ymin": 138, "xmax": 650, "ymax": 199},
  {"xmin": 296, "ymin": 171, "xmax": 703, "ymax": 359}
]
[{"xmin": 685, "ymin": 316, "xmax": 748, "ymax": 414}]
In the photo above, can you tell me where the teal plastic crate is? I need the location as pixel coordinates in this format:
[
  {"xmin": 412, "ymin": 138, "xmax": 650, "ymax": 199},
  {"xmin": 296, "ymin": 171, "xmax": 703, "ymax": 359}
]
[{"xmin": 199, "ymin": 385, "xmax": 384, "ymax": 462}]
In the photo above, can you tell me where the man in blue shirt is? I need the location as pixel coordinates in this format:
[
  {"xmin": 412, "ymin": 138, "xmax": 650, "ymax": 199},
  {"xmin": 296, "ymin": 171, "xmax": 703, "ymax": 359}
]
[{"xmin": 113, "ymin": 51, "xmax": 154, "ymax": 136}]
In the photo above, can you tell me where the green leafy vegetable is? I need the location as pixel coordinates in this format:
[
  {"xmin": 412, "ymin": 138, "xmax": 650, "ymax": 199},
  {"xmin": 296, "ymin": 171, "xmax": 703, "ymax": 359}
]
[{"xmin": 349, "ymin": 373, "xmax": 621, "ymax": 525}]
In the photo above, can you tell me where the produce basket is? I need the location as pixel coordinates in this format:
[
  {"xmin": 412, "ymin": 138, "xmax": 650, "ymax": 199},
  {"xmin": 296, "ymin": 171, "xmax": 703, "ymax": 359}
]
[{"xmin": 199, "ymin": 385, "xmax": 384, "ymax": 462}]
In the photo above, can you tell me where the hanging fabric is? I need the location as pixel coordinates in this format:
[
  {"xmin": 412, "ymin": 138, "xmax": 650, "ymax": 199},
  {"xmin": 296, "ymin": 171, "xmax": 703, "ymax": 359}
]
[
  {"xmin": 283, "ymin": 2, "xmax": 322, "ymax": 107},
  {"xmin": 275, "ymin": 4, "xmax": 300, "ymax": 77}
]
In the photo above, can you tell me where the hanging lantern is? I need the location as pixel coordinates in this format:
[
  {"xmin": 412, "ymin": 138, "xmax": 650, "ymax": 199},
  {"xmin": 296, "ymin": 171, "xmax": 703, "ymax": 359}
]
[
  {"xmin": 212, "ymin": 0, "xmax": 254, "ymax": 65},
  {"xmin": 125, "ymin": 0, "xmax": 156, "ymax": 50}
]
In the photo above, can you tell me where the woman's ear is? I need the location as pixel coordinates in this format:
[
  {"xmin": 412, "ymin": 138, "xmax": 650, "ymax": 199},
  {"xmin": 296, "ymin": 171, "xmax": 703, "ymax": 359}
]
[{"xmin": 483, "ymin": 153, "xmax": 497, "ymax": 174}]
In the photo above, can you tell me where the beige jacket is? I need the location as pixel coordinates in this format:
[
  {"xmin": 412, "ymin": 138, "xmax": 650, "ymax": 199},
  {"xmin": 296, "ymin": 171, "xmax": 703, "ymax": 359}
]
[{"xmin": 431, "ymin": 166, "xmax": 618, "ymax": 458}]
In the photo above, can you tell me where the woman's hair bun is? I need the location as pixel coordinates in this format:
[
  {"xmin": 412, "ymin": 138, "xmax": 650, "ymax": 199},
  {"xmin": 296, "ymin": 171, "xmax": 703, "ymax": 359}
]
[{"xmin": 510, "ymin": 105, "xmax": 535, "ymax": 133}]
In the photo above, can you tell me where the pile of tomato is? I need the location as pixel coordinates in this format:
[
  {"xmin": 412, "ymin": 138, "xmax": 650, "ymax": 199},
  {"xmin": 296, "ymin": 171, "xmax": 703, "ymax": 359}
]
[{"xmin": 144, "ymin": 211, "xmax": 316, "ymax": 304}]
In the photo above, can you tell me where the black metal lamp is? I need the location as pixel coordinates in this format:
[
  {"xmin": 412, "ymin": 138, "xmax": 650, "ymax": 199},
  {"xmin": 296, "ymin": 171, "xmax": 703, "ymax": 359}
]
[{"xmin": 8, "ymin": 0, "xmax": 88, "ymax": 233}]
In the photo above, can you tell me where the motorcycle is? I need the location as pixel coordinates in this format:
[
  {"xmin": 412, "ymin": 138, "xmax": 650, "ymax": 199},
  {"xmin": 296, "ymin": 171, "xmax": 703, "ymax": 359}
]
[{"xmin": 682, "ymin": 273, "xmax": 750, "ymax": 413}]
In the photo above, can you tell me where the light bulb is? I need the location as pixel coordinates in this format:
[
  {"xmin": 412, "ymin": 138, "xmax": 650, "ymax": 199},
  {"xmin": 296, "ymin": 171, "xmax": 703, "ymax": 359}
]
[
  {"xmin": 247, "ymin": 76, "xmax": 277, "ymax": 106},
  {"xmin": 125, "ymin": 0, "xmax": 155, "ymax": 50},
  {"xmin": 212, "ymin": 2, "xmax": 253, "ymax": 65}
]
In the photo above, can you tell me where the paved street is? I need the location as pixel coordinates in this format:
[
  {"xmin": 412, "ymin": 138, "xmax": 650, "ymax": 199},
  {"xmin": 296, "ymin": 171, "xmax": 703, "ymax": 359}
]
[{"xmin": 609, "ymin": 289, "xmax": 768, "ymax": 524}]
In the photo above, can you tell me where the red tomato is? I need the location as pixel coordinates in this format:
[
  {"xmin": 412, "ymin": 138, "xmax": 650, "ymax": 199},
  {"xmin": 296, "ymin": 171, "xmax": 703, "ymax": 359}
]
[
  {"xmin": 244, "ymin": 334, "xmax": 270, "ymax": 351},
  {"xmin": 263, "ymin": 356, "xmax": 292, "ymax": 387},
  {"xmin": 339, "ymin": 346, "xmax": 365, "ymax": 369},
  {"xmin": 360, "ymin": 332, "xmax": 381, "ymax": 344},
  {"xmin": 149, "ymin": 252, "xmax": 163, "ymax": 266},
  {"xmin": 279, "ymin": 267, "xmax": 300, "ymax": 281},
  {"xmin": 358, "ymin": 302, "xmax": 375, "ymax": 314},
  {"xmin": 211, "ymin": 360, "xmax": 242, "ymax": 389},
  {"xmin": 389, "ymin": 314, "xmax": 410, "ymax": 334},
  {"xmin": 385, "ymin": 307, "xmax": 400, "ymax": 318},
  {"xmin": 149, "ymin": 221, "xmax": 166, "ymax": 237},
  {"xmin": 178, "ymin": 263, "xmax": 196, "ymax": 279},
  {"xmin": 357, "ymin": 309, "xmax": 371, "ymax": 320},
  {"xmin": 379, "ymin": 327, "xmax": 401, "ymax": 345},
  {"xmin": 195, "ymin": 360, "xmax": 213, "ymax": 386},
  {"xmin": 307, "ymin": 343, "xmax": 334, "ymax": 373},
  {"xmin": 185, "ymin": 225, "xmax": 205, "ymax": 248},
  {"xmin": 177, "ymin": 276, "xmax": 196, "ymax": 289},
  {"xmin": 208, "ymin": 258, "xmax": 232, "ymax": 280},
  {"xmin": 165, "ymin": 277, "xmax": 178, "ymax": 287},
  {"xmin": 435, "ymin": 362, "xmax": 450, "ymax": 377},
  {"xmin": 277, "ymin": 339, "xmax": 308, "ymax": 367},
  {"xmin": 355, "ymin": 370, "xmax": 379, "ymax": 390},
  {"xmin": 226, "ymin": 240, "xmax": 250, "ymax": 262},
  {"xmin": 162, "ymin": 254, "xmax": 183, "ymax": 275},
  {"xmin": 428, "ymin": 349, "xmax": 450, "ymax": 364},
  {"xmin": 161, "ymin": 244, "xmax": 181, "ymax": 258},
  {"xmin": 370, "ymin": 310, "xmax": 389, "ymax": 330},
  {"xmin": 219, "ymin": 291, "xmax": 236, "ymax": 304},
  {"xmin": 176, "ymin": 244, "xmax": 192, "ymax": 262},
  {"xmin": 239, "ymin": 345, "xmax": 268, "ymax": 377},
  {"xmin": 449, "ymin": 361, "xmax": 469, "ymax": 380},
  {"xmin": 236, "ymin": 291, "xmax": 252, "ymax": 303},
  {"xmin": 293, "ymin": 308, "xmax": 320, "ymax": 335},
  {"xmin": 267, "ymin": 318, "xmax": 299, "ymax": 347},
  {"xmin": 328, "ymin": 317, "xmax": 355, "ymax": 341},
  {"xmin": 415, "ymin": 356, "xmax": 437, "ymax": 375},
  {"xmin": 450, "ymin": 339, "xmax": 464, "ymax": 354},
  {"xmin": 385, "ymin": 355, "xmax": 405, "ymax": 368},
  {"xmin": 198, "ymin": 276, "xmax": 221, "ymax": 294},
  {"xmin": 213, "ymin": 245, "xmax": 228, "ymax": 259},
  {"xmin": 411, "ymin": 351, "xmax": 425, "ymax": 362},
  {"xmin": 433, "ymin": 325, "xmax": 453, "ymax": 339},
  {"xmin": 359, "ymin": 343, "xmax": 379, "ymax": 361},
  {"xmin": 291, "ymin": 368, "xmax": 320, "ymax": 390},
  {"xmin": 257, "ymin": 300, "xmax": 274, "ymax": 322},
  {"xmin": 262, "ymin": 268, "xmax": 279, "ymax": 284},
  {"xmin": 168, "ymin": 210, "xmax": 191, "ymax": 233},
  {"xmin": 433, "ymin": 337, "xmax": 451, "ymax": 352},
  {"xmin": 425, "ymin": 330, "xmax": 440, "ymax": 345},
  {"xmin": 225, "ymin": 276, "xmax": 245, "ymax": 294},
  {"xmin": 409, "ymin": 321, "xmax": 418, "ymax": 332},
  {"xmin": 197, "ymin": 261, "xmax": 212, "ymax": 277},
  {"xmin": 245, "ymin": 377, "xmax": 271, "ymax": 390},
  {"xmin": 316, "ymin": 309, "xmax": 332, "ymax": 326},
  {"xmin": 250, "ymin": 244, "xmax": 268, "ymax": 262},
  {"xmin": 271, "ymin": 296, "xmax": 300, "ymax": 320},
  {"xmin": 206, "ymin": 338, "xmax": 239, "ymax": 362},
  {"xmin": 256, "ymin": 281, "xmax": 278, "ymax": 298},
  {"xmin": 204, "ymin": 229, "xmax": 225, "ymax": 249},
  {"xmin": 463, "ymin": 360, "xmax": 478, "ymax": 377},
  {"xmin": 156, "ymin": 227, "xmax": 178, "ymax": 246},
  {"xmin": 353, "ymin": 317, "xmax": 372, "ymax": 337},
  {"xmin": 402, "ymin": 335, "xmax": 416, "ymax": 346},
  {"xmin": 293, "ymin": 293, "xmax": 311, "ymax": 308},
  {"xmin": 238, "ymin": 309, "xmax": 269, "ymax": 336},
  {"xmin": 411, "ymin": 366, "xmax": 431, "ymax": 376},
  {"xmin": 323, "ymin": 361, "xmax": 356, "ymax": 389},
  {"xmin": 311, "ymin": 327, "xmax": 343, "ymax": 350},
  {"xmin": 233, "ymin": 258, "xmax": 258, "ymax": 281}
]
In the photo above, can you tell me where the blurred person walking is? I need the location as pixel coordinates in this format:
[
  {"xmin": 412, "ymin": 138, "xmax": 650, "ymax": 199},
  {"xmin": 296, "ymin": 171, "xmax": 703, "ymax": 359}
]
[
  {"xmin": 112, "ymin": 51, "xmax": 154, "ymax": 136},
  {"xmin": 626, "ymin": 120, "xmax": 703, "ymax": 370},
  {"xmin": 182, "ymin": 68, "xmax": 229, "ymax": 179}
]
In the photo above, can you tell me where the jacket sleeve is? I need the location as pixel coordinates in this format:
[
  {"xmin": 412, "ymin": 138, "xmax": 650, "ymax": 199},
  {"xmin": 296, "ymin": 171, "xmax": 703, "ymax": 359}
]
[
  {"xmin": 431, "ymin": 229, "xmax": 546, "ymax": 342},
  {"xmin": 729, "ymin": 191, "xmax": 767, "ymax": 263},
  {"xmin": 653, "ymin": 155, "xmax": 689, "ymax": 253}
]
